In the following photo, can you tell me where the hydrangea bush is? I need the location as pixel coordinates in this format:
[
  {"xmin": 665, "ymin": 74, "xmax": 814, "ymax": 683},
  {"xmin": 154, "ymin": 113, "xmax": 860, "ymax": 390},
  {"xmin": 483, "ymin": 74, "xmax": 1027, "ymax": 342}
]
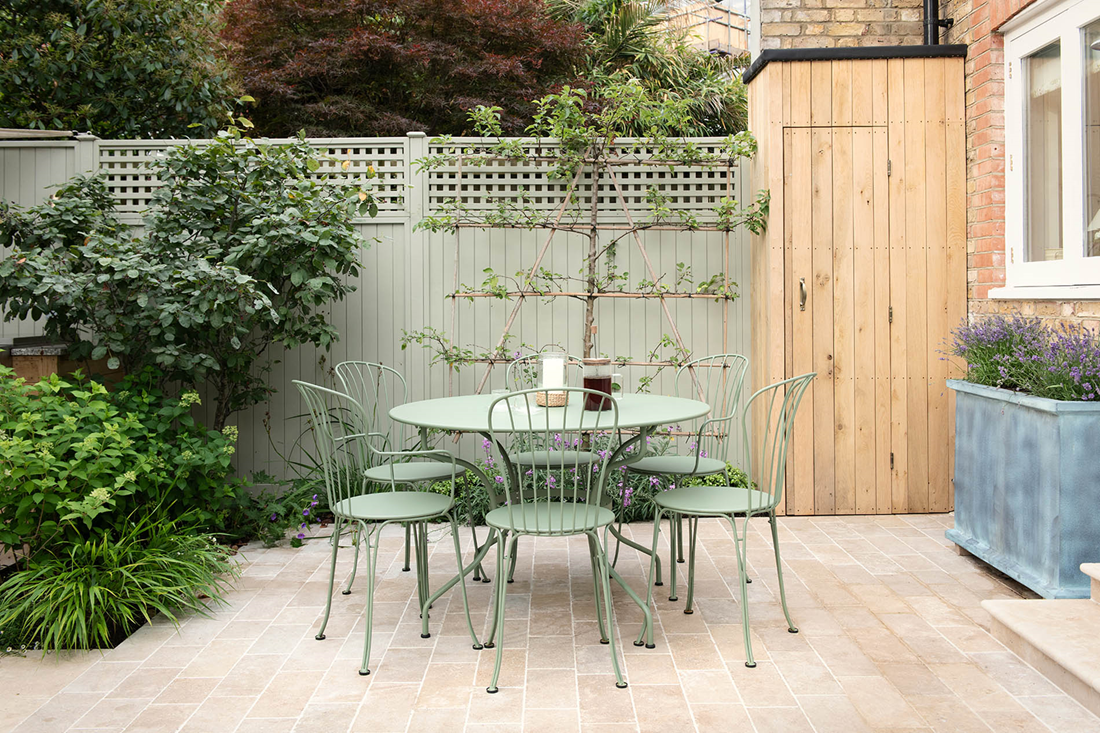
[
  {"xmin": 951, "ymin": 315, "xmax": 1100, "ymax": 401},
  {"xmin": 0, "ymin": 366, "xmax": 243, "ymax": 559}
]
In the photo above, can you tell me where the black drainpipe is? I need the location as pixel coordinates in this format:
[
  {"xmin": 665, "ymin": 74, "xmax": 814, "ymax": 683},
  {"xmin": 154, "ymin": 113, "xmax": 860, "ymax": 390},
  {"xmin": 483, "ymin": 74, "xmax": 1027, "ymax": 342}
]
[{"xmin": 923, "ymin": 0, "xmax": 955, "ymax": 45}]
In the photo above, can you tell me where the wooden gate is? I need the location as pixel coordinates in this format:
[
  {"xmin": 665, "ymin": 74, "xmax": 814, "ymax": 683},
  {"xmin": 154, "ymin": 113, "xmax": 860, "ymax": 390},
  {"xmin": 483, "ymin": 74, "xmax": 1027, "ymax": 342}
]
[{"xmin": 748, "ymin": 51, "xmax": 967, "ymax": 515}]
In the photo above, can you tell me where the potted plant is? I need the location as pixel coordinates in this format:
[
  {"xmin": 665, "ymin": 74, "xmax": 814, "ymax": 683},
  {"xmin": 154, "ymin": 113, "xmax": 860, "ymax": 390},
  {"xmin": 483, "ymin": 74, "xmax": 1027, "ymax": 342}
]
[{"xmin": 946, "ymin": 315, "xmax": 1100, "ymax": 598}]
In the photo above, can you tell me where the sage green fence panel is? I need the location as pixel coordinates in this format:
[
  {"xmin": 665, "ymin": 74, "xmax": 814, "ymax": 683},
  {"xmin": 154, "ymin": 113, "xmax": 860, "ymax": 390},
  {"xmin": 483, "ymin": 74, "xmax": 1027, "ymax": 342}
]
[{"xmin": 0, "ymin": 133, "xmax": 752, "ymax": 478}]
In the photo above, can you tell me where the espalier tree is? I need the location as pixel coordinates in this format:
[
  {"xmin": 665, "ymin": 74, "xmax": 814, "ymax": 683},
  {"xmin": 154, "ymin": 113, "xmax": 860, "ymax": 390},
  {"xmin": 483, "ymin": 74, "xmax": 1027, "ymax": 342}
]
[{"xmin": 404, "ymin": 77, "xmax": 769, "ymax": 394}]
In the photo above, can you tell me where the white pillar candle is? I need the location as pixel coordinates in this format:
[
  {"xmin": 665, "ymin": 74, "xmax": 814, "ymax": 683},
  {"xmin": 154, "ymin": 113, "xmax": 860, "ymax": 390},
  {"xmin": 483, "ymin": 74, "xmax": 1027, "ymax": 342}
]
[{"xmin": 542, "ymin": 356, "xmax": 565, "ymax": 389}]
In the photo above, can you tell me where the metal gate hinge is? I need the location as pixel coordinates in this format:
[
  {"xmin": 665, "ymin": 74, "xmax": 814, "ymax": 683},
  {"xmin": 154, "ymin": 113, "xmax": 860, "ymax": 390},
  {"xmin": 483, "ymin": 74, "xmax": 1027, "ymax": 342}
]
[
  {"xmin": 889, "ymin": 305, "xmax": 893, "ymax": 324},
  {"xmin": 887, "ymin": 159, "xmax": 892, "ymax": 177},
  {"xmin": 890, "ymin": 452, "xmax": 895, "ymax": 470}
]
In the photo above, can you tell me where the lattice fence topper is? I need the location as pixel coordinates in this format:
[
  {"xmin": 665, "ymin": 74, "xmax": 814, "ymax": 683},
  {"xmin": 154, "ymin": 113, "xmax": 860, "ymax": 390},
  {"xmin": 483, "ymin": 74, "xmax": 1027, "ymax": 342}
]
[
  {"xmin": 97, "ymin": 138, "xmax": 408, "ymax": 218},
  {"xmin": 424, "ymin": 139, "xmax": 742, "ymax": 220},
  {"xmin": 410, "ymin": 132, "xmax": 770, "ymax": 399}
]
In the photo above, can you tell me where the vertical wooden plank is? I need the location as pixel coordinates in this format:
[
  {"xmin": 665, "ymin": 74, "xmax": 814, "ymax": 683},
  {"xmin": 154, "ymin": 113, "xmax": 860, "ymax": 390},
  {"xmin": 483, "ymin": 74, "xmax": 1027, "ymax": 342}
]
[
  {"xmin": 872, "ymin": 60, "xmax": 890, "ymax": 127},
  {"xmin": 888, "ymin": 58, "xmax": 909, "ymax": 513},
  {"xmin": 833, "ymin": 126, "xmax": 856, "ymax": 515},
  {"xmin": 873, "ymin": 127, "xmax": 893, "ymax": 514},
  {"xmin": 789, "ymin": 62, "xmax": 809, "ymax": 127},
  {"xmin": 852, "ymin": 61, "xmax": 874, "ymax": 128},
  {"xmin": 788, "ymin": 127, "xmax": 815, "ymax": 516},
  {"xmin": 904, "ymin": 58, "xmax": 930, "ymax": 514},
  {"xmin": 852, "ymin": 125, "xmax": 877, "ymax": 514},
  {"xmin": 924, "ymin": 57, "xmax": 951, "ymax": 513},
  {"xmin": 782, "ymin": 124, "xmax": 795, "ymax": 516},
  {"xmin": 833, "ymin": 59, "xmax": 854, "ymax": 127},
  {"xmin": 811, "ymin": 126, "xmax": 835, "ymax": 515},
  {"xmin": 945, "ymin": 57, "xmax": 967, "ymax": 511},
  {"xmin": 810, "ymin": 61, "xmax": 833, "ymax": 127}
]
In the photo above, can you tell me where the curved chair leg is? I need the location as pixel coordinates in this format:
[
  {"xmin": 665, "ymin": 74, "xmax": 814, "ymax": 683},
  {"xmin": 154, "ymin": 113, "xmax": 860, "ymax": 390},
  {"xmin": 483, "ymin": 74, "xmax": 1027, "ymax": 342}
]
[
  {"xmin": 414, "ymin": 523, "xmax": 429, "ymax": 617},
  {"xmin": 726, "ymin": 514, "xmax": 755, "ymax": 668},
  {"xmin": 507, "ymin": 536, "xmax": 519, "ymax": 584},
  {"xmin": 469, "ymin": 516, "xmax": 490, "ymax": 583},
  {"xmin": 343, "ymin": 522, "xmax": 361, "ymax": 595},
  {"xmin": 636, "ymin": 507, "xmax": 665, "ymax": 650},
  {"xmin": 403, "ymin": 522, "xmax": 412, "ymax": 572},
  {"xmin": 317, "ymin": 517, "xmax": 344, "ymax": 640},
  {"xmin": 422, "ymin": 514, "xmax": 483, "ymax": 648},
  {"xmin": 668, "ymin": 513, "xmax": 680, "ymax": 602},
  {"xmin": 722, "ymin": 467, "xmax": 750, "ymax": 584},
  {"xmin": 360, "ymin": 521, "xmax": 384, "ymax": 676},
  {"xmin": 684, "ymin": 516, "xmax": 699, "ymax": 615},
  {"xmin": 587, "ymin": 534, "xmax": 609, "ymax": 644},
  {"xmin": 676, "ymin": 513, "xmax": 686, "ymax": 564},
  {"xmin": 487, "ymin": 529, "xmax": 510, "ymax": 693},
  {"xmin": 594, "ymin": 528, "xmax": 628, "ymax": 689},
  {"xmin": 770, "ymin": 512, "xmax": 798, "ymax": 634},
  {"xmin": 482, "ymin": 530, "xmax": 510, "ymax": 650}
]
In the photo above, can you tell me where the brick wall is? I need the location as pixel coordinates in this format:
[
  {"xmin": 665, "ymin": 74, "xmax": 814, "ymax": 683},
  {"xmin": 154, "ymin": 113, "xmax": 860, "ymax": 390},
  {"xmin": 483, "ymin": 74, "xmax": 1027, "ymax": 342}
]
[
  {"xmin": 759, "ymin": 0, "xmax": 925, "ymax": 49},
  {"xmin": 940, "ymin": 0, "xmax": 1098, "ymax": 324}
]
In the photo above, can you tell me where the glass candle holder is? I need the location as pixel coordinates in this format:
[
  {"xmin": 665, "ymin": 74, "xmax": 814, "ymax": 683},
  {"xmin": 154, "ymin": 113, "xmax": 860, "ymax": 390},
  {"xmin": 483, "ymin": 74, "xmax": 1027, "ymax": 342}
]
[{"xmin": 538, "ymin": 351, "xmax": 568, "ymax": 407}]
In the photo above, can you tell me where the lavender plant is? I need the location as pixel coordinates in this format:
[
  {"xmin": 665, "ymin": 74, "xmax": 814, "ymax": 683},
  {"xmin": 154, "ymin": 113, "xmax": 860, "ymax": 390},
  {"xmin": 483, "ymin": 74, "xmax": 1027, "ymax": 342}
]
[{"xmin": 951, "ymin": 315, "xmax": 1100, "ymax": 401}]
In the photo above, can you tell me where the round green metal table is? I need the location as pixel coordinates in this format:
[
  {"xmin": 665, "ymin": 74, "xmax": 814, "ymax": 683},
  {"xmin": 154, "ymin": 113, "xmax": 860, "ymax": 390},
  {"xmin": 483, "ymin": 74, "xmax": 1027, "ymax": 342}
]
[{"xmin": 390, "ymin": 392, "xmax": 710, "ymax": 641}]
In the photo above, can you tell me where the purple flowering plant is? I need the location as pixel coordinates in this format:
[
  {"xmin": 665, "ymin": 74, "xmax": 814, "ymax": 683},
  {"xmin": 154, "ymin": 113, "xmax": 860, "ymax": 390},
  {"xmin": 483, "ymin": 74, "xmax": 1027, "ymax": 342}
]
[{"xmin": 951, "ymin": 315, "xmax": 1100, "ymax": 401}]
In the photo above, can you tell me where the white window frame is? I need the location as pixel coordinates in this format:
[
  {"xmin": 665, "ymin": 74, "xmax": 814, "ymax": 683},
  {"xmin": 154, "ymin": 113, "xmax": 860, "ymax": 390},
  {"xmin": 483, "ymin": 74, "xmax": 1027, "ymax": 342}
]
[{"xmin": 997, "ymin": 0, "xmax": 1100, "ymax": 299}]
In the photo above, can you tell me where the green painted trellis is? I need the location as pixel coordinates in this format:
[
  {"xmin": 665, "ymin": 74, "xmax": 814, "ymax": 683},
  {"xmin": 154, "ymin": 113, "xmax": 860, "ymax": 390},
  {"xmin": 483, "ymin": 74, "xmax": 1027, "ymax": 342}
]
[{"xmin": 408, "ymin": 89, "xmax": 771, "ymax": 405}]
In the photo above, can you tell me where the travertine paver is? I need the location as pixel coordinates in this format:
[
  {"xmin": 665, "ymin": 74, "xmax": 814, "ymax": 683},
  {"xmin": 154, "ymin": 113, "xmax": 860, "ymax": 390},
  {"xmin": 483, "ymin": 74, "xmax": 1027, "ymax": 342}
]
[{"xmin": 2, "ymin": 514, "xmax": 1098, "ymax": 733}]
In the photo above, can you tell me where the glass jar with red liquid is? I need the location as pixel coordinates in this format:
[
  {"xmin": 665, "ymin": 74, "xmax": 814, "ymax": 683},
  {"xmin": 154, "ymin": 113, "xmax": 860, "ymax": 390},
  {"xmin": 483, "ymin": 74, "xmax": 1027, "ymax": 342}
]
[{"xmin": 582, "ymin": 358, "xmax": 613, "ymax": 411}]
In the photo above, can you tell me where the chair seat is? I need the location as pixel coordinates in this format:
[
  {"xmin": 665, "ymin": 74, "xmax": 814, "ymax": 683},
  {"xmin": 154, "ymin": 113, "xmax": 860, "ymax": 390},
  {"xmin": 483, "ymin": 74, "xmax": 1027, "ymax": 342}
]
[
  {"xmin": 486, "ymin": 502, "xmax": 615, "ymax": 535},
  {"xmin": 334, "ymin": 491, "xmax": 453, "ymax": 522},
  {"xmin": 508, "ymin": 450, "xmax": 600, "ymax": 468},
  {"xmin": 363, "ymin": 461, "xmax": 466, "ymax": 484},
  {"xmin": 627, "ymin": 454, "xmax": 727, "ymax": 477},
  {"xmin": 653, "ymin": 485, "xmax": 774, "ymax": 516}
]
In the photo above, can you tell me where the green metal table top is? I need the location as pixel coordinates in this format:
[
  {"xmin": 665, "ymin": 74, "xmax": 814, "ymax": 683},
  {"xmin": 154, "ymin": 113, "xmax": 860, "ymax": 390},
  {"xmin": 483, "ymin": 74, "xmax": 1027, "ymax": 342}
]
[{"xmin": 389, "ymin": 393, "xmax": 710, "ymax": 433}]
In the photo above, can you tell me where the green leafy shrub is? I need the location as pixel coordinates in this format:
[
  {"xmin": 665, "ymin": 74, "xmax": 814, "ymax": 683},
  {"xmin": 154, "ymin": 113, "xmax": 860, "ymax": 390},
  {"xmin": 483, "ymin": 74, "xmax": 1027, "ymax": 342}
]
[
  {"xmin": 0, "ymin": 0, "xmax": 238, "ymax": 138},
  {"xmin": 0, "ymin": 132, "xmax": 375, "ymax": 429},
  {"xmin": 0, "ymin": 365, "xmax": 244, "ymax": 558},
  {"xmin": 225, "ymin": 475, "xmax": 328, "ymax": 548},
  {"xmin": 0, "ymin": 514, "xmax": 237, "ymax": 652}
]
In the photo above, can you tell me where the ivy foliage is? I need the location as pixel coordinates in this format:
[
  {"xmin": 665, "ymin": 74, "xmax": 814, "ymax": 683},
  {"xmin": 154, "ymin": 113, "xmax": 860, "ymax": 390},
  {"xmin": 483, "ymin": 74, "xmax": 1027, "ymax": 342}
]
[
  {"xmin": 0, "ymin": 132, "xmax": 375, "ymax": 428},
  {"xmin": 0, "ymin": 0, "xmax": 238, "ymax": 137}
]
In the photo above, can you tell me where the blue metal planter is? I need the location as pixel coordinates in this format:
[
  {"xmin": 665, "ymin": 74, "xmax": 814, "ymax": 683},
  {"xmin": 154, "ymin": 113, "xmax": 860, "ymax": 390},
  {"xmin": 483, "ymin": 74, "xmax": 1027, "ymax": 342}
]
[{"xmin": 946, "ymin": 380, "xmax": 1100, "ymax": 598}]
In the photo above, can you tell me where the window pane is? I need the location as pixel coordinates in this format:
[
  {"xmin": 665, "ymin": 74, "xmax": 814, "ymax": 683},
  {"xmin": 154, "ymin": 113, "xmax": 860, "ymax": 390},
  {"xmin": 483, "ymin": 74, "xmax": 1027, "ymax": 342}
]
[
  {"xmin": 1026, "ymin": 42, "xmax": 1063, "ymax": 262},
  {"xmin": 1087, "ymin": 20, "xmax": 1100, "ymax": 257}
]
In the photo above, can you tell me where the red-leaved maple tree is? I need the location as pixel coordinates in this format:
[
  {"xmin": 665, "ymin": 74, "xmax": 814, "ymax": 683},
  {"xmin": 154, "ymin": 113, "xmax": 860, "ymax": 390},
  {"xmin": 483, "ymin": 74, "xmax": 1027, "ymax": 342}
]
[{"xmin": 220, "ymin": 0, "xmax": 585, "ymax": 136}]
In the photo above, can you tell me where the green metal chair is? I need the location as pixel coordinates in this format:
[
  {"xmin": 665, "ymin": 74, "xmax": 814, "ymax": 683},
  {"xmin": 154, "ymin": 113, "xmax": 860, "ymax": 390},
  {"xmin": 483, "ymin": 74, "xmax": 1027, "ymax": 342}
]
[
  {"xmin": 625, "ymin": 353, "xmax": 749, "ymax": 601},
  {"xmin": 336, "ymin": 361, "xmax": 469, "ymax": 578},
  {"xmin": 500, "ymin": 351, "xmax": 585, "ymax": 584},
  {"xmin": 482, "ymin": 387, "xmax": 628, "ymax": 692},
  {"xmin": 294, "ymin": 380, "xmax": 481, "ymax": 676},
  {"xmin": 638, "ymin": 372, "xmax": 815, "ymax": 666}
]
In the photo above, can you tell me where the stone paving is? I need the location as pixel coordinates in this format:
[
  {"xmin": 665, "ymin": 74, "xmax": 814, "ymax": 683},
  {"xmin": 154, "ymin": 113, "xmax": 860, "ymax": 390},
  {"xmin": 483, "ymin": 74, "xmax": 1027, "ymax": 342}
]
[{"xmin": 2, "ymin": 514, "xmax": 1098, "ymax": 733}]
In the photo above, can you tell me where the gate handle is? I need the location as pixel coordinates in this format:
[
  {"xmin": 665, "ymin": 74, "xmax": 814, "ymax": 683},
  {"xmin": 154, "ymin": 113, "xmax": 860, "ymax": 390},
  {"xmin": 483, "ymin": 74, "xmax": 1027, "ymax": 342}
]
[{"xmin": 799, "ymin": 278, "xmax": 807, "ymax": 311}]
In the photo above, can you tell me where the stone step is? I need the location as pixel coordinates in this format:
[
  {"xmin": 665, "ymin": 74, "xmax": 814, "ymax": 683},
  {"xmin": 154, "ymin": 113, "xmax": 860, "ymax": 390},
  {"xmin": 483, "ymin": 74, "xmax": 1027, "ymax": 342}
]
[
  {"xmin": 1083, "ymin": 564, "xmax": 1100, "ymax": 602},
  {"xmin": 984, "ymin": 596, "xmax": 1100, "ymax": 718}
]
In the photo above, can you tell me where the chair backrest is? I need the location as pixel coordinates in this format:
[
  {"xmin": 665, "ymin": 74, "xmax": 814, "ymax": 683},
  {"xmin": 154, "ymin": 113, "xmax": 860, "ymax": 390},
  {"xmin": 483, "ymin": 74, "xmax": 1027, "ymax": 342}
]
[
  {"xmin": 739, "ymin": 372, "xmax": 815, "ymax": 515},
  {"xmin": 335, "ymin": 361, "xmax": 409, "ymax": 459},
  {"xmin": 294, "ymin": 380, "xmax": 370, "ymax": 511},
  {"xmin": 505, "ymin": 352, "xmax": 583, "ymax": 391},
  {"xmin": 674, "ymin": 353, "xmax": 749, "ymax": 465},
  {"xmin": 487, "ymin": 387, "xmax": 620, "ymax": 535}
]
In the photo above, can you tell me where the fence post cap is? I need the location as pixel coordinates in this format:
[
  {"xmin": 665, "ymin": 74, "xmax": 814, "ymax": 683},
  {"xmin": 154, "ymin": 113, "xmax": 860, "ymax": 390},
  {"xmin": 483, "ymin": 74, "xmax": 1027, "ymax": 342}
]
[{"xmin": 407, "ymin": 131, "xmax": 427, "ymax": 138}]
